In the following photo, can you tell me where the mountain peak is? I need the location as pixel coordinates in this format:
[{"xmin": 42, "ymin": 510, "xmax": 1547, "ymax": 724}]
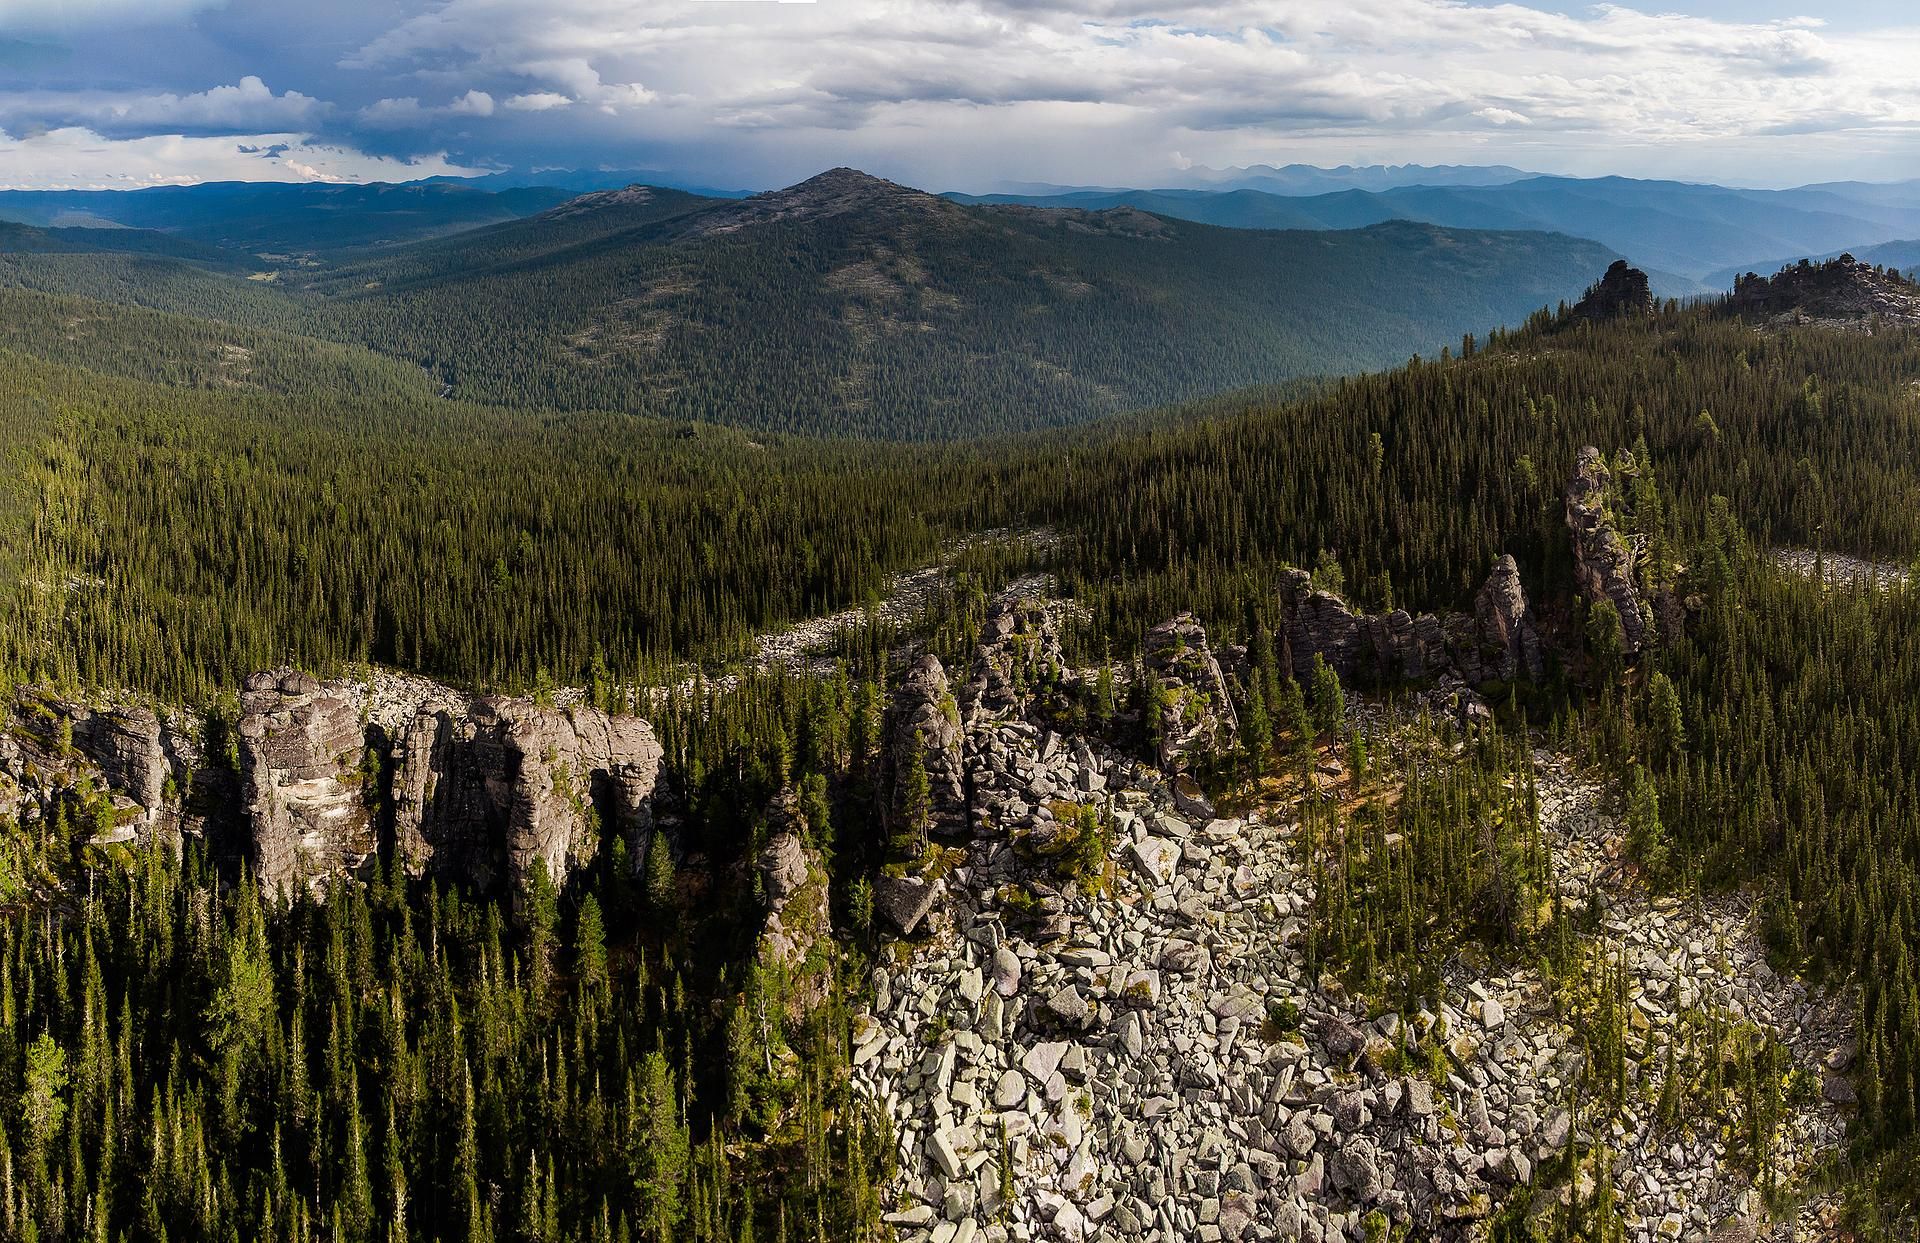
[{"xmin": 676, "ymin": 166, "xmax": 956, "ymax": 237}]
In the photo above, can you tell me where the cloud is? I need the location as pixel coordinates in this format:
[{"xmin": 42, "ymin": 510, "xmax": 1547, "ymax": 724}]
[
  {"xmin": 504, "ymin": 92, "xmax": 573, "ymax": 112},
  {"xmin": 360, "ymin": 89, "xmax": 496, "ymax": 127},
  {"xmin": 0, "ymin": 76, "xmax": 323, "ymax": 136},
  {"xmin": 0, "ymin": 125, "xmax": 487, "ymax": 189},
  {"xmin": 5, "ymin": 0, "xmax": 1920, "ymax": 188},
  {"xmin": 0, "ymin": 0, "xmax": 228, "ymax": 30}
]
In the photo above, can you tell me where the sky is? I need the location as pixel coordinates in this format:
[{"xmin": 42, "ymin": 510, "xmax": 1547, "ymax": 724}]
[{"xmin": 0, "ymin": 0, "xmax": 1916, "ymax": 192}]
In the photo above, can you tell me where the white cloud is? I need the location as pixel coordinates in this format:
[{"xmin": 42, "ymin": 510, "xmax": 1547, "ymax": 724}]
[
  {"xmin": 1, "ymin": 76, "xmax": 323, "ymax": 133},
  {"xmin": 335, "ymin": 0, "xmax": 1920, "ymax": 185},
  {"xmin": 504, "ymin": 92, "xmax": 573, "ymax": 112},
  {"xmin": 0, "ymin": 125, "xmax": 486, "ymax": 189},
  {"xmin": 360, "ymin": 89, "xmax": 496, "ymax": 127},
  {"xmin": 448, "ymin": 89, "xmax": 495, "ymax": 116}
]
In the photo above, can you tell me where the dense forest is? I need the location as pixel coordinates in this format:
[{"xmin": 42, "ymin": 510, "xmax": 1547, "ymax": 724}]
[{"xmin": 4, "ymin": 257, "xmax": 1920, "ymax": 1234}]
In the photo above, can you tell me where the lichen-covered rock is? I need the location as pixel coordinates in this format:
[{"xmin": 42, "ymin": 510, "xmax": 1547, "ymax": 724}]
[
  {"xmin": 873, "ymin": 873, "xmax": 939, "ymax": 935},
  {"xmin": 391, "ymin": 695, "xmax": 661, "ymax": 896},
  {"xmin": 757, "ymin": 791, "xmax": 831, "ymax": 1007},
  {"xmin": 889, "ymin": 655, "xmax": 966, "ymax": 837},
  {"xmin": 1566, "ymin": 447, "xmax": 1650, "ymax": 655},
  {"xmin": 239, "ymin": 671, "xmax": 376, "ymax": 896},
  {"xmin": 1143, "ymin": 613, "xmax": 1238, "ymax": 771}
]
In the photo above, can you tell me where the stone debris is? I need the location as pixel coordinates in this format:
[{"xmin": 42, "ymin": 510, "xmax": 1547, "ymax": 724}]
[{"xmin": 855, "ymin": 618, "xmax": 1850, "ymax": 1243}]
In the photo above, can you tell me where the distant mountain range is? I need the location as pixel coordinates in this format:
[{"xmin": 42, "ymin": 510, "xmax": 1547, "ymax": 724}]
[
  {"xmin": 0, "ymin": 181, "xmax": 577, "ymax": 255},
  {"xmin": 0, "ymin": 165, "xmax": 1651, "ymax": 438},
  {"xmin": 8, "ymin": 163, "xmax": 1912, "ymax": 439},
  {"xmin": 952, "ymin": 174, "xmax": 1920, "ymax": 283}
]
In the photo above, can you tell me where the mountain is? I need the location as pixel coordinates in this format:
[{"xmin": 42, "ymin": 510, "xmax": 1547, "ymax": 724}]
[
  {"xmin": 295, "ymin": 167, "xmax": 1632, "ymax": 438},
  {"xmin": 1175, "ymin": 160, "xmax": 1536, "ymax": 194},
  {"xmin": 0, "ymin": 180, "xmax": 577, "ymax": 257},
  {"xmin": 958, "ymin": 174, "xmax": 1920, "ymax": 282}
]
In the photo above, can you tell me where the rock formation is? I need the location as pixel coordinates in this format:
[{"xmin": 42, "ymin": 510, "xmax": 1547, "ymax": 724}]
[
  {"xmin": 390, "ymin": 695, "xmax": 662, "ymax": 896},
  {"xmin": 1565, "ymin": 447, "xmax": 1650, "ymax": 655},
  {"xmin": 1280, "ymin": 556, "xmax": 1544, "ymax": 687},
  {"xmin": 964, "ymin": 599, "xmax": 1071, "ymax": 725},
  {"xmin": 0, "ymin": 693, "xmax": 202, "ymax": 847},
  {"xmin": 240, "ymin": 669, "xmax": 661, "ymax": 898},
  {"xmin": 756, "ymin": 790, "xmax": 831, "ymax": 1007},
  {"xmin": 1570, "ymin": 259, "xmax": 1654, "ymax": 320},
  {"xmin": 240, "ymin": 671, "xmax": 377, "ymax": 895},
  {"xmin": 889, "ymin": 655, "xmax": 968, "ymax": 837},
  {"xmin": 1729, "ymin": 255, "xmax": 1920, "ymax": 328},
  {"xmin": 1143, "ymin": 613, "xmax": 1238, "ymax": 771},
  {"xmin": 1472, "ymin": 554, "xmax": 1546, "ymax": 682}
]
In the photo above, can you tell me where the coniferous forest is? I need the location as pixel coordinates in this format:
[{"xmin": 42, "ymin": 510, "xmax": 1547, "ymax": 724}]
[{"xmin": 3, "ymin": 198, "xmax": 1920, "ymax": 1241}]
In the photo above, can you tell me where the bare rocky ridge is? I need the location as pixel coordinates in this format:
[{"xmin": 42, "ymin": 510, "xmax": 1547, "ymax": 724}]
[
  {"xmin": 1730, "ymin": 255, "xmax": 1920, "ymax": 329},
  {"xmin": 854, "ymin": 615, "xmax": 1850, "ymax": 1243}
]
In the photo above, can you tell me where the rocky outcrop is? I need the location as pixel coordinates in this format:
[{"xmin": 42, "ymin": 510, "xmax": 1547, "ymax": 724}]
[
  {"xmin": 1570, "ymin": 259, "xmax": 1654, "ymax": 321},
  {"xmin": 0, "ymin": 693, "xmax": 202, "ymax": 848},
  {"xmin": 1472, "ymin": 554, "xmax": 1546, "ymax": 682},
  {"xmin": 390, "ymin": 695, "xmax": 661, "ymax": 896},
  {"xmin": 1143, "ymin": 614, "xmax": 1238, "ymax": 771},
  {"xmin": 1565, "ymin": 447, "xmax": 1650, "ymax": 655},
  {"xmin": 239, "ymin": 671, "xmax": 376, "ymax": 895},
  {"xmin": 1280, "ymin": 556, "xmax": 1544, "ymax": 687},
  {"xmin": 965, "ymin": 600, "xmax": 1071, "ymax": 725},
  {"xmin": 1730, "ymin": 255, "xmax": 1920, "ymax": 328},
  {"xmin": 889, "ymin": 655, "xmax": 967, "ymax": 837},
  {"xmin": 67, "ymin": 704, "xmax": 172, "ymax": 814},
  {"xmin": 757, "ymin": 791, "xmax": 831, "ymax": 1006},
  {"xmin": 240, "ymin": 669, "xmax": 661, "ymax": 898}
]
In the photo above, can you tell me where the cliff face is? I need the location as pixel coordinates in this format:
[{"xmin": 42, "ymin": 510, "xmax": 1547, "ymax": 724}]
[
  {"xmin": 391, "ymin": 696, "xmax": 661, "ymax": 895},
  {"xmin": 240, "ymin": 670, "xmax": 661, "ymax": 898},
  {"xmin": 1565, "ymin": 447, "xmax": 1650, "ymax": 655},
  {"xmin": 239, "ymin": 672, "xmax": 376, "ymax": 894}
]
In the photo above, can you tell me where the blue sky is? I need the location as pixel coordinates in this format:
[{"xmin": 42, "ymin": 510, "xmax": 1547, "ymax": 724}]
[{"xmin": 0, "ymin": 0, "xmax": 1914, "ymax": 190}]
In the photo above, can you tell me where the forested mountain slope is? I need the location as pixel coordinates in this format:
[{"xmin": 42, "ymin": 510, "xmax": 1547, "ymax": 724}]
[{"xmin": 290, "ymin": 168, "xmax": 1632, "ymax": 437}]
